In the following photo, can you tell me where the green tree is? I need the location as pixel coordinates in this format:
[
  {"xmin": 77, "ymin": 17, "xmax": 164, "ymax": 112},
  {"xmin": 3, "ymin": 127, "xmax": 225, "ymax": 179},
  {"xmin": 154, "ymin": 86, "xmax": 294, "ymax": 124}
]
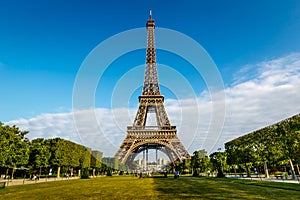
[
  {"xmin": 0, "ymin": 123, "xmax": 29, "ymax": 178},
  {"xmin": 28, "ymin": 138, "xmax": 51, "ymax": 176},
  {"xmin": 182, "ymin": 158, "xmax": 191, "ymax": 174},
  {"xmin": 191, "ymin": 149, "xmax": 210, "ymax": 176},
  {"xmin": 210, "ymin": 151, "xmax": 226, "ymax": 178},
  {"xmin": 47, "ymin": 138, "xmax": 91, "ymax": 178},
  {"xmin": 90, "ymin": 150, "xmax": 103, "ymax": 176},
  {"xmin": 275, "ymin": 118, "xmax": 300, "ymax": 179},
  {"xmin": 225, "ymin": 113, "xmax": 300, "ymax": 178}
]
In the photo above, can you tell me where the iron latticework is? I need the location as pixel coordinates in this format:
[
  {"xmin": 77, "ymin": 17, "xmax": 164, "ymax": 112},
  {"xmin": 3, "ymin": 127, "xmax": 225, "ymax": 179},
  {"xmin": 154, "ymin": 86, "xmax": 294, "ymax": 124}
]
[{"xmin": 115, "ymin": 11, "xmax": 190, "ymax": 167}]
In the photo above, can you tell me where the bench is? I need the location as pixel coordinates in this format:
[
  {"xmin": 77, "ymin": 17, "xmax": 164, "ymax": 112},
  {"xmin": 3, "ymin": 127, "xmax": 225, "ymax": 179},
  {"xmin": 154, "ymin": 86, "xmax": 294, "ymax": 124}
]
[{"xmin": 0, "ymin": 182, "xmax": 6, "ymax": 189}]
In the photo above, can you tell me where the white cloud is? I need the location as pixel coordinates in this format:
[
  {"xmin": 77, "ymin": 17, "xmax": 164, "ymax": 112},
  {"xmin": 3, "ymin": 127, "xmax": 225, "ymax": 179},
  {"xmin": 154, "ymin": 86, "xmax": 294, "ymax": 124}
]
[
  {"xmin": 219, "ymin": 53, "xmax": 300, "ymax": 147},
  {"xmin": 6, "ymin": 53, "xmax": 300, "ymax": 157}
]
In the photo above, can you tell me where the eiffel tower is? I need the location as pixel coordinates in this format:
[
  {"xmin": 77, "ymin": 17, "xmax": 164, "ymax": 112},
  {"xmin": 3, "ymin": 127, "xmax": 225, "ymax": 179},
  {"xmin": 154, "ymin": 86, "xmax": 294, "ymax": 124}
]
[{"xmin": 115, "ymin": 11, "xmax": 190, "ymax": 167}]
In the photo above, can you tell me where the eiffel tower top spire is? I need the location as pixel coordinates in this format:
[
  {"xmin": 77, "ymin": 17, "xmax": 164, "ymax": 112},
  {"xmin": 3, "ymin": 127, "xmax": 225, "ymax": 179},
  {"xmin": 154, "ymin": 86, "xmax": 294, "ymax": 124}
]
[{"xmin": 142, "ymin": 10, "xmax": 160, "ymax": 95}]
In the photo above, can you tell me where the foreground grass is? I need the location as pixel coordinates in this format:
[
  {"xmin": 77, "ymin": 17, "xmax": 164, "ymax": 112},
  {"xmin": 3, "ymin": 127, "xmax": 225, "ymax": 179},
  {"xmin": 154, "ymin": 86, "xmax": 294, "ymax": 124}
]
[{"xmin": 0, "ymin": 175, "xmax": 300, "ymax": 199}]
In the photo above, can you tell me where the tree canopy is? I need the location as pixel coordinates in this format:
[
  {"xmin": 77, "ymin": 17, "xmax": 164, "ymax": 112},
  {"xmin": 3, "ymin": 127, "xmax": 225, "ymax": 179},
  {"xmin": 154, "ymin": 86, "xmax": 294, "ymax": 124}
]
[
  {"xmin": 0, "ymin": 122, "xmax": 107, "ymax": 178},
  {"xmin": 225, "ymin": 113, "xmax": 300, "ymax": 177}
]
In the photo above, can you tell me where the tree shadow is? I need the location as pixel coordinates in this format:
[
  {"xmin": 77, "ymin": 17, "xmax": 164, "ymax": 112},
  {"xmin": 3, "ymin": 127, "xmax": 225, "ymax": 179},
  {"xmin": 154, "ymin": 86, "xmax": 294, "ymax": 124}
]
[{"xmin": 151, "ymin": 176, "xmax": 300, "ymax": 199}]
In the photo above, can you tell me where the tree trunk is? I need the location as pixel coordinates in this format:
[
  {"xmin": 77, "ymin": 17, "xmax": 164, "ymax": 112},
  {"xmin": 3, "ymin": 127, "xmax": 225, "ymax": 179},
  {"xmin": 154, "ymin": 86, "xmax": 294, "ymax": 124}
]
[
  {"xmin": 245, "ymin": 163, "xmax": 250, "ymax": 177},
  {"xmin": 57, "ymin": 166, "xmax": 61, "ymax": 178},
  {"xmin": 5, "ymin": 168, "xmax": 9, "ymax": 178},
  {"xmin": 93, "ymin": 168, "xmax": 95, "ymax": 177},
  {"xmin": 296, "ymin": 163, "xmax": 300, "ymax": 176},
  {"xmin": 264, "ymin": 161, "xmax": 269, "ymax": 178},
  {"xmin": 217, "ymin": 168, "xmax": 225, "ymax": 177},
  {"xmin": 39, "ymin": 167, "xmax": 42, "ymax": 177},
  {"xmin": 234, "ymin": 167, "xmax": 237, "ymax": 177},
  {"xmin": 289, "ymin": 158, "xmax": 296, "ymax": 180},
  {"xmin": 78, "ymin": 169, "xmax": 81, "ymax": 177},
  {"xmin": 11, "ymin": 167, "xmax": 15, "ymax": 180}
]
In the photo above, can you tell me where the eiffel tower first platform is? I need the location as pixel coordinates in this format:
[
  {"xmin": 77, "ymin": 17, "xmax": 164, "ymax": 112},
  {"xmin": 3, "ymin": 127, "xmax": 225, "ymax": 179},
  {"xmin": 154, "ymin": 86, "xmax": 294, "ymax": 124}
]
[{"xmin": 115, "ymin": 11, "xmax": 190, "ymax": 167}]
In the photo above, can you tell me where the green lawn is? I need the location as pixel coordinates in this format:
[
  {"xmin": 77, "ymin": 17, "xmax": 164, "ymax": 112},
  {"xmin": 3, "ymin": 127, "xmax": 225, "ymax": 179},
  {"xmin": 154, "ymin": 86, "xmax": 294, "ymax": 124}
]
[{"xmin": 0, "ymin": 176, "xmax": 300, "ymax": 199}]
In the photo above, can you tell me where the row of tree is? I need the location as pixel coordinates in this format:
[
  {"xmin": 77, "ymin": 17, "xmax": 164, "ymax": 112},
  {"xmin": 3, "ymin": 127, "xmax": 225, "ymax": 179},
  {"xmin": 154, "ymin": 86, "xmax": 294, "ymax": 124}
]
[
  {"xmin": 225, "ymin": 113, "xmax": 300, "ymax": 178},
  {"xmin": 0, "ymin": 122, "xmax": 29, "ymax": 178},
  {"xmin": 0, "ymin": 122, "xmax": 119, "ymax": 179},
  {"xmin": 172, "ymin": 114, "xmax": 300, "ymax": 178},
  {"xmin": 0, "ymin": 120, "xmax": 225, "ymax": 178},
  {"xmin": 171, "ymin": 149, "xmax": 226, "ymax": 177},
  {"xmin": 2, "ymin": 113, "xmax": 299, "ymax": 179}
]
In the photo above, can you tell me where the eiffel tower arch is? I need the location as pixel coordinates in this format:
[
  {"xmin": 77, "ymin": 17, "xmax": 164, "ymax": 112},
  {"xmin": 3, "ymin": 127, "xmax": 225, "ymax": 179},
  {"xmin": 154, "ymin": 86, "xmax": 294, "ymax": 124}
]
[{"xmin": 115, "ymin": 11, "xmax": 190, "ymax": 167}]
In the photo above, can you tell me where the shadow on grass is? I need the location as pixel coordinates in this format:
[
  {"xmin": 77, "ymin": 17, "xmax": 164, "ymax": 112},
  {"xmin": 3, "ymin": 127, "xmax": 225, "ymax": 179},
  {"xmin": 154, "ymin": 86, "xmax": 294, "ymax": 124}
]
[
  {"xmin": 151, "ymin": 176, "xmax": 300, "ymax": 199},
  {"xmin": 220, "ymin": 177, "xmax": 300, "ymax": 192}
]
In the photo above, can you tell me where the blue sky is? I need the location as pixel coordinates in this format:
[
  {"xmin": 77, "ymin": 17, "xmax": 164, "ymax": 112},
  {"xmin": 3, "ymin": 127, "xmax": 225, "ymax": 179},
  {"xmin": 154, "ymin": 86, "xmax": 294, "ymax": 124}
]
[{"xmin": 1, "ymin": 0, "xmax": 300, "ymax": 156}]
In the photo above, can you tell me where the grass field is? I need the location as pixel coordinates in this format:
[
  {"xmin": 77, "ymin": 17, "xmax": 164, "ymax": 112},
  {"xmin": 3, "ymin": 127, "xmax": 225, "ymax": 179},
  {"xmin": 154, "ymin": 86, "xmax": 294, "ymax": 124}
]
[{"xmin": 1, "ymin": 175, "xmax": 300, "ymax": 199}]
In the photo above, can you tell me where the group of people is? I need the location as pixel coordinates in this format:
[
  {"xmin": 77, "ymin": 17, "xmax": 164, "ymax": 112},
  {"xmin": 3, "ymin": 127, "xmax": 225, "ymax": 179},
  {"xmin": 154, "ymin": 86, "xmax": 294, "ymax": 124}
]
[{"xmin": 135, "ymin": 170, "xmax": 180, "ymax": 179}]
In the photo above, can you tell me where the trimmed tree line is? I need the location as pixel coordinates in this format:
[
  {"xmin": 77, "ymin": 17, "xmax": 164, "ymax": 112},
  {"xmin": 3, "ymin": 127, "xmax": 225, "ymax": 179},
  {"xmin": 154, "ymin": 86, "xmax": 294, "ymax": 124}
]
[
  {"xmin": 225, "ymin": 113, "xmax": 300, "ymax": 178},
  {"xmin": 173, "ymin": 114, "xmax": 300, "ymax": 178},
  {"xmin": 0, "ymin": 122, "xmax": 120, "ymax": 179}
]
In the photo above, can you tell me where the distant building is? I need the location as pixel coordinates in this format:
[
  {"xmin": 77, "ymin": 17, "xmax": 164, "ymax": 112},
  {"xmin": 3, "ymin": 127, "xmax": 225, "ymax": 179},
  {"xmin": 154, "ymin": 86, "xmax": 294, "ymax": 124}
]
[
  {"xmin": 136, "ymin": 157, "xmax": 169, "ymax": 172},
  {"xmin": 102, "ymin": 157, "xmax": 119, "ymax": 170},
  {"xmin": 158, "ymin": 157, "xmax": 168, "ymax": 166}
]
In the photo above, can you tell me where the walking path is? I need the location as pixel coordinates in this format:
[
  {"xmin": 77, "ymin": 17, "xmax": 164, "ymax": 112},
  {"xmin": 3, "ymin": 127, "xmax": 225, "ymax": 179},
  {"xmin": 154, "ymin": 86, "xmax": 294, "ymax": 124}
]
[
  {"xmin": 226, "ymin": 175, "xmax": 300, "ymax": 184},
  {"xmin": 2, "ymin": 174, "xmax": 299, "ymax": 187},
  {"xmin": 2, "ymin": 176, "xmax": 80, "ymax": 187}
]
